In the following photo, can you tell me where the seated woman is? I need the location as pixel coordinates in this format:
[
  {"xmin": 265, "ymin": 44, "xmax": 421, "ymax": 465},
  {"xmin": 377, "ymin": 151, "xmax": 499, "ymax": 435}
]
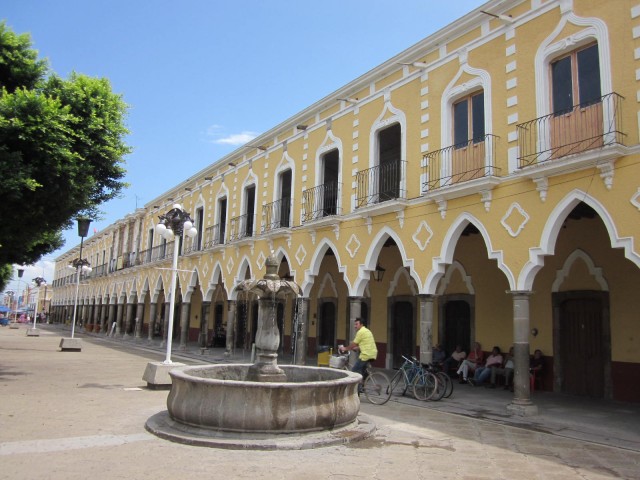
[
  {"xmin": 442, "ymin": 344, "xmax": 466, "ymax": 373},
  {"xmin": 471, "ymin": 346, "xmax": 503, "ymax": 386},
  {"xmin": 489, "ymin": 346, "xmax": 514, "ymax": 389},
  {"xmin": 456, "ymin": 342, "xmax": 484, "ymax": 384}
]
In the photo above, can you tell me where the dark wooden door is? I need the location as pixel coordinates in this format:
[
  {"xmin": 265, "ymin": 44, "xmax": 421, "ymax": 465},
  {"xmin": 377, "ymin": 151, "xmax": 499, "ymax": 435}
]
[
  {"xmin": 318, "ymin": 301, "xmax": 336, "ymax": 348},
  {"xmin": 560, "ymin": 297, "xmax": 604, "ymax": 397},
  {"xmin": 443, "ymin": 300, "xmax": 471, "ymax": 357},
  {"xmin": 392, "ymin": 301, "xmax": 413, "ymax": 368}
]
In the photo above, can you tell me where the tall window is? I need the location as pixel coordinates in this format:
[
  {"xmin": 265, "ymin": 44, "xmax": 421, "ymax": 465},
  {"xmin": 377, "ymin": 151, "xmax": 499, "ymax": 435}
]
[
  {"xmin": 453, "ymin": 91, "xmax": 484, "ymax": 146},
  {"xmin": 217, "ymin": 197, "xmax": 227, "ymax": 244},
  {"xmin": 551, "ymin": 43, "xmax": 600, "ymax": 113},
  {"xmin": 244, "ymin": 185, "xmax": 256, "ymax": 237},
  {"xmin": 195, "ymin": 207, "xmax": 204, "ymax": 250}
]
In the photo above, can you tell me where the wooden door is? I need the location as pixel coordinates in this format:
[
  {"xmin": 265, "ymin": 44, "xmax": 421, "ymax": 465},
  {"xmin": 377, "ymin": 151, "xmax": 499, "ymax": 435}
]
[
  {"xmin": 392, "ymin": 301, "xmax": 414, "ymax": 368},
  {"xmin": 559, "ymin": 296, "xmax": 605, "ymax": 397},
  {"xmin": 443, "ymin": 300, "xmax": 471, "ymax": 357}
]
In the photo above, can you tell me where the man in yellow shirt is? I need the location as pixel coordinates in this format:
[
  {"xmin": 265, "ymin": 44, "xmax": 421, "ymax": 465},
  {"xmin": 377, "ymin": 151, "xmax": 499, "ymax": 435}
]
[{"xmin": 339, "ymin": 319, "xmax": 378, "ymax": 380}]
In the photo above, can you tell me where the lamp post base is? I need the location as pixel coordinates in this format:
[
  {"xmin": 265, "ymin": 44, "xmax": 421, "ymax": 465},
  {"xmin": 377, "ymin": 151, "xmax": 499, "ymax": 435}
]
[
  {"xmin": 26, "ymin": 328, "xmax": 40, "ymax": 337},
  {"xmin": 143, "ymin": 361, "xmax": 187, "ymax": 389},
  {"xmin": 59, "ymin": 337, "xmax": 82, "ymax": 352},
  {"xmin": 9, "ymin": 322, "xmax": 19, "ymax": 329}
]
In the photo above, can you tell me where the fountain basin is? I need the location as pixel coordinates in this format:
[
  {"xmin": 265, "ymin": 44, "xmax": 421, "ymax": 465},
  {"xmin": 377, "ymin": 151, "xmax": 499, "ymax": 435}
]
[{"xmin": 167, "ymin": 364, "xmax": 361, "ymax": 433}]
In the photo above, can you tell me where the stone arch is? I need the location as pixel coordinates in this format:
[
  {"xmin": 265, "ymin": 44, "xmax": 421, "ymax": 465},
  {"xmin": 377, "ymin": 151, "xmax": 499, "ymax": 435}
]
[
  {"xmin": 436, "ymin": 260, "xmax": 475, "ymax": 295},
  {"xmin": 387, "ymin": 266, "xmax": 418, "ymax": 297},
  {"xmin": 302, "ymin": 238, "xmax": 347, "ymax": 298},
  {"xmin": 519, "ymin": 189, "xmax": 639, "ymax": 290},
  {"xmin": 552, "ymin": 248, "xmax": 609, "ymax": 292},
  {"xmin": 230, "ymin": 255, "xmax": 253, "ymax": 300},
  {"xmin": 203, "ymin": 261, "xmax": 224, "ymax": 302},
  {"xmin": 354, "ymin": 225, "xmax": 419, "ymax": 297},
  {"xmin": 425, "ymin": 212, "xmax": 514, "ymax": 294}
]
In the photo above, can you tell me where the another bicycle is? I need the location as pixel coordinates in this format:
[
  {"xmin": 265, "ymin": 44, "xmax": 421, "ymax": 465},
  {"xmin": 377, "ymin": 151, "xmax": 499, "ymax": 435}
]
[
  {"xmin": 330, "ymin": 353, "xmax": 391, "ymax": 405},
  {"xmin": 388, "ymin": 355, "xmax": 422, "ymax": 397}
]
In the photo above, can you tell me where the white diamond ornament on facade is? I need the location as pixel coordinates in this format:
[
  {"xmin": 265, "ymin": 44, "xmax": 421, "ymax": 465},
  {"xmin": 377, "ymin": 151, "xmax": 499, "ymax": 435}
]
[
  {"xmin": 631, "ymin": 188, "xmax": 640, "ymax": 211},
  {"xmin": 501, "ymin": 202, "xmax": 530, "ymax": 237},
  {"xmin": 256, "ymin": 251, "xmax": 267, "ymax": 270},
  {"xmin": 295, "ymin": 245, "xmax": 307, "ymax": 265},
  {"xmin": 226, "ymin": 256, "xmax": 235, "ymax": 274},
  {"xmin": 346, "ymin": 234, "xmax": 361, "ymax": 258},
  {"xmin": 412, "ymin": 221, "xmax": 434, "ymax": 251}
]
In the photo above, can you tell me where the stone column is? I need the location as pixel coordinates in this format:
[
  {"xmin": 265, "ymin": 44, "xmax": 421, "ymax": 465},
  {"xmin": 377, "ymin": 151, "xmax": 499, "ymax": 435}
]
[
  {"xmin": 147, "ymin": 302, "xmax": 158, "ymax": 343},
  {"xmin": 224, "ymin": 300, "xmax": 237, "ymax": 358},
  {"xmin": 293, "ymin": 297, "xmax": 310, "ymax": 365},
  {"xmin": 348, "ymin": 297, "xmax": 363, "ymax": 341},
  {"xmin": 178, "ymin": 302, "xmax": 191, "ymax": 351},
  {"xmin": 160, "ymin": 302, "xmax": 170, "ymax": 348},
  {"xmin": 418, "ymin": 294, "xmax": 435, "ymax": 364},
  {"xmin": 200, "ymin": 301, "xmax": 211, "ymax": 350},
  {"xmin": 123, "ymin": 300, "xmax": 135, "ymax": 338},
  {"xmin": 93, "ymin": 301, "xmax": 101, "ymax": 333},
  {"xmin": 115, "ymin": 301, "xmax": 124, "ymax": 336},
  {"xmin": 246, "ymin": 296, "xmax": 286, "ymax": 382},
  {"xmin": 108, "ymin": 302, "xmax": 116, "ymax": 336},
  {"xmin": 134, "ymin": 302, "xmax": 145, "ymax": 340},
  {"xmin": 507, "ymin": 291, "xmax": 538, "ymax": 416}
]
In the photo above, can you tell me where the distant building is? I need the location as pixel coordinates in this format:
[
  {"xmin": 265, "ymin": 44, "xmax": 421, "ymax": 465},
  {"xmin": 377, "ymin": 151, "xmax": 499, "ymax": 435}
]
[{"xmin": 53, "ymin": 0, "xmax": 640, "ymax": 405}]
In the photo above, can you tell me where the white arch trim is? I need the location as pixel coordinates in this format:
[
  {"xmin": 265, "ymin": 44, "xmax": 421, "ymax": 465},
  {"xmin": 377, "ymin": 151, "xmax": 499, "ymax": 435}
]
[
  {"xmin": 302, "ymin": 238, "xmax": 348, "ymax": 298},
  {"xmin": 552, "ymin": 248, "xmax": 608, "ymax": 292},
  {"xmin": 425, "ymin": 212, "xmax": 514, "ymax": 294},
  {"xmin": 354, "ymin": 225, "xmax": 419, "ymax": 297},
  {"xmin": 436, "ymin": 260, "xmax": 476, "ymax": 295},
  {"xmin": 519, "ymin": 189, "xmax": 639, "ymax": 290}
]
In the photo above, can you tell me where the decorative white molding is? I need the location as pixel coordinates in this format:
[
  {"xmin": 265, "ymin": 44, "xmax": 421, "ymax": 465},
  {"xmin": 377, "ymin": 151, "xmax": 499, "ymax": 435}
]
[
  {"xmin": 552, "ymin": 248, "xmax": 608, "ymax": 292},
  {"xmin": 387, "ymin": 267, "xmax": 418, "ymax": 297},
  {"xmin": 346, "ymin": 234, "xmax": 361, "ymax": 259},
  {"xmin": 256, "ymin": 251, "xmax": 266, "ymax": 271},
  {"xmin": 436, "ymin": 260, "xmax": 475, "ymax": 295},
  {"xmin": 534, "ymin": 177, "xmax": 549, "ymax": 202},
  {"xmin": 501, "ymin": 202, "xmax": 530, "ymax": 237},
  {"xmin": 295, "ymin": 245, "xmax": 307, "ymax": 266},
  {"xmin": 436, "ymin": 198, "xmax": 448, "ymax": 219},
  {"xmin": 597, "ymin": 160, "xmax": 615, "ymax": 190},
  {"xmin": 365, "ymin": 217, "xmax": 373, "ymax": 235},
  {"xmin": 631, "ymin": 187, "xmax": 640, "ymax": 210},
  {"xmin": 479, "ymin": 190, "xmax": 492, "ymax": 212},
  {"xmin": 396, "ymin": 210, "xmax": 405, "ymax": 229},
  {"xmin": 412, "ymin": 221, "xmax": 434, "ymax": 251}
]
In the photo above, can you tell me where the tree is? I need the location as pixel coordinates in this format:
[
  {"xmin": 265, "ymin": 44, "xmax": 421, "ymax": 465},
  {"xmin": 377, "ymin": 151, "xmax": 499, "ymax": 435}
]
[{"xmin": 0, "ymin": 22, "xmax": 131, "ymax": 266}]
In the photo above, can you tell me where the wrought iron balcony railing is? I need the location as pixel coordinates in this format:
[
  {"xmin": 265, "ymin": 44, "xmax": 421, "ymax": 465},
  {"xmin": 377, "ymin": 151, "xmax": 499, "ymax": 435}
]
[
  {"xmin": 229, "ymin": 213, "xmax": 255, "ymax": 241},
  {"xmin": 301, "ymin": 182, "xmax": 341, "ymax": 223},
  {"xmin": 422, "ymin": 134, "xmax": 500, "ymax": 191},
  {"xmin": 262, "ymin": 197, "xmax": 292, "ymax": 233},
  {"xmin": 203, "ymin": 224, "xmax": 225, "ymax": 249},
  {"xmin": 355, "ymin": 159, "xmax": 406, "ymax": 209},
  {"xmin": 517, "ymin": 92, "xmax": 625, "ymax": 168},
  {"xmin": 182, "ymin": 235, "xmax": 202, "ymax": 255}
]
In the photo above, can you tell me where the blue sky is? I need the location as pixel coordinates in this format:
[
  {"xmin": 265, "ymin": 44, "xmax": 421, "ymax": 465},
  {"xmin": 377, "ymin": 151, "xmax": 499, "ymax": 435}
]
[{"xmin": 3, "ymin": 0, "xmax": 486, "ymax": 290}]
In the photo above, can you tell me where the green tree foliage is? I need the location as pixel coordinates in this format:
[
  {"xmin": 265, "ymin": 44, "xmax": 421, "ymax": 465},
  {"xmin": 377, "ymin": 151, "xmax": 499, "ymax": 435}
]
[
  {"xmin": 0, "ymin": 264, "xmax": 12, "ymax": 292},
  {"xmin": 0, "ymin": 22, "xmax": 131, "ymax": 266}
]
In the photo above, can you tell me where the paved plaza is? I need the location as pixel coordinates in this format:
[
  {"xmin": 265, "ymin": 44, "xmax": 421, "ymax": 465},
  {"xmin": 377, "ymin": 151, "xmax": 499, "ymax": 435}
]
[{"xmin": 1, "ymin": 325, "xmax": 639, "ymax": 480}]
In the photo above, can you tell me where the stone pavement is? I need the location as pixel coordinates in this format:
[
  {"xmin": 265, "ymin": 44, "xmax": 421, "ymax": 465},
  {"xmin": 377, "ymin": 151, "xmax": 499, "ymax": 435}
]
[{"xmin": 1, "ymin": 324, "xmax": 639, "ymax": 480}]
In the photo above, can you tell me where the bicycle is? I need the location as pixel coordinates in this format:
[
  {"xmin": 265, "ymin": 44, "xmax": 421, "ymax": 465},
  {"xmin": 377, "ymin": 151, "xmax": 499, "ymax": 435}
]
[
  {"xmin": 427, "ymin": 363, "xmax": 454, "ymax": 399},
  {"xmin": 411, "ymin": 366, "xmax": 441, "ymax": 401},
  {"xmin": 330, "ymin": 352, "xmax": 391, "ymax": 405},
  {"xmin": 388, "ymin": 355, "xmax": 423, "ymax": 397}
]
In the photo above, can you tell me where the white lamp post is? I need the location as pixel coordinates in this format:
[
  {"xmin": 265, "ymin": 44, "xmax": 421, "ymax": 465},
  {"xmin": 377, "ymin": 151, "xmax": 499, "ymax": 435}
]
[
  {"xmin": 28, "ymin": 277, "xmax": 47, "ymax": 337},
  {"xmin": 60, "ymin": 218, "xmax": 91, "ymax": 352},
  {"xmin": 9, "ymin": 268, "xmax": 25, "ymax": 329},
  {"xmin": 142, "ymin": 204, "xmax": 197, "ymax": 387}
]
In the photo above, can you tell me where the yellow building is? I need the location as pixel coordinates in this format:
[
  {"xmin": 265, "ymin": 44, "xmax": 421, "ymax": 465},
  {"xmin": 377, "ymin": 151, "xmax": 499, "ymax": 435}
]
[{"xmin": 53, "ymin": 0, "xmax": 640, "ymax": 408}]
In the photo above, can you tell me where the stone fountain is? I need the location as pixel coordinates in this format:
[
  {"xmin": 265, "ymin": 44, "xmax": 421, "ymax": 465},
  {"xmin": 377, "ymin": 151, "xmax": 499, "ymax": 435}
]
[{"xmin": 145, "ymin": 253, "xmax": 374, "ymax": 449}]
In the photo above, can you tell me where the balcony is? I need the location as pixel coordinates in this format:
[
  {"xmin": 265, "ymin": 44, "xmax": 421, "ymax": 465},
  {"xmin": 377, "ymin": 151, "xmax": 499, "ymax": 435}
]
[
  {"xmin": 517, "ymin": 92, "xmax": 625, "ymax": 168},
  {"xmin": 203, "ymin": 224, "xmax": 224, "ymax": 249},
  {"xmin": 262, "ymin": 198, "xmax": 292, "ymax": 233},
  {"xmin": 182, "ymin": 235, "xmax": 202, "ymax": 255},
  {"xmin": 302, "ymin": 182, "xmax": 341, "ymax": 224},
  {"xmin": 355, "ymin": 159, "xmax": 407, "ymax": 210},
  {"xmin": 423, "ymin": 134, "xmax": 500, "ymax": 191},
  {"xmin": 229, "ymin": 213, "xmax": 255, "ymax": 242}
]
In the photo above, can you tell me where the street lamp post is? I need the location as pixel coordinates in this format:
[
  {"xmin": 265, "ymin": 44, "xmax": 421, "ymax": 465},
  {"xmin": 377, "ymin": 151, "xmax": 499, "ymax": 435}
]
[
  {"xmin": 28, "ymin": 277, "xmax": 47, "ymax": 337},
  {"xmin": 142, "ymin": 204, "xmax": 197, "ymax": 387},
  {"xmin": 60, "ymin": 218, "xmax": 91, "ymax": 352}
]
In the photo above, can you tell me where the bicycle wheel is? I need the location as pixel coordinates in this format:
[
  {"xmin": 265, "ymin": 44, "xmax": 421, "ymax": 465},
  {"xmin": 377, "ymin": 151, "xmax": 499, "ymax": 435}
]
[
  {"xmin": 363, "ymin": 371, "xmax": 392, "ymax": 405},
  {"xmin": 412, "ymin": 370, "xmax": 438, "ymax": 401},
  {"xmin": 430, "ymin": 372, "xmax": 447, "ymax": 401},
  {"xmin": 388, "ymin": 369, "xmax": 405, "ymax": 396},
  {"xmin": 437, "ymin": 371, "xmax": 454, "ymax": 398}
]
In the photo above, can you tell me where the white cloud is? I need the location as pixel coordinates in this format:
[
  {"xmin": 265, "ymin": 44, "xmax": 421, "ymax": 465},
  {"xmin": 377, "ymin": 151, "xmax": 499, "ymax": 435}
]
[
  {"xmin": 206, "ymin": 125, "xmax": 258, "ymax": 146},
  {"xmin": 215, "ymin": 131, "xmax": 259, "ymax": 145}
]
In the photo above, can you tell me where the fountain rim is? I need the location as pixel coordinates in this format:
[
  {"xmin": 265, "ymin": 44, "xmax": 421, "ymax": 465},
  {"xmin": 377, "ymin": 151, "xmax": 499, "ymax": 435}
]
[{"xmin": 169, "ymin": 364, "xmax": 362, "ymax": 388}]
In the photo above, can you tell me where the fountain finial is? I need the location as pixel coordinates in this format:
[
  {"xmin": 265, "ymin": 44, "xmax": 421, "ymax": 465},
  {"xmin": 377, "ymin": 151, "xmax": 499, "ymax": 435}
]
[{"xmin": 264, "ymin": 251, "xmax": 279, "ymax": 280}]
